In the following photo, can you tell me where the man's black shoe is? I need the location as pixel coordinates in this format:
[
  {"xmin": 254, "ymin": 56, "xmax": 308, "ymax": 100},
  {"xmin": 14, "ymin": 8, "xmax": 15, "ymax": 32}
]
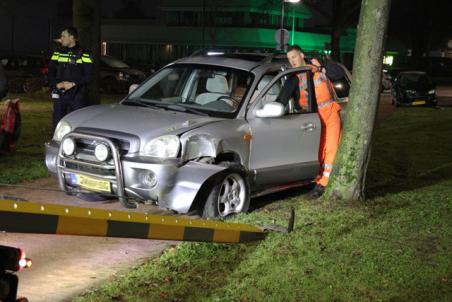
[{"xmin": 305, "ymin": 184, "xmax": 325, "ymax": 200}]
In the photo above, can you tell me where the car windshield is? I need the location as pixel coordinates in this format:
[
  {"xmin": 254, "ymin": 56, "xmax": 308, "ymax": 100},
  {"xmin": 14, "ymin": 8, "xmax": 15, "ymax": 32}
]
[
  {"xmin": 399, "ymin": 73, "xmax": 433, "ymax": 89},
  {"xmin": 126, "ymin": 64, "xmax": 253, "ymax": 117},
  {"xmin": 101, "ymin": 56, "xmax": 129, "ymax": 68}
]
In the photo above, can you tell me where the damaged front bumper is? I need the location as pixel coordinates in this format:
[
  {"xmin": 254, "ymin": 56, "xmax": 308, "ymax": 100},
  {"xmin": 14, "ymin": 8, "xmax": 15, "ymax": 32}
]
[{"xmin": 45, "ymin": 132, "xmax": 226, "ymax": 213}]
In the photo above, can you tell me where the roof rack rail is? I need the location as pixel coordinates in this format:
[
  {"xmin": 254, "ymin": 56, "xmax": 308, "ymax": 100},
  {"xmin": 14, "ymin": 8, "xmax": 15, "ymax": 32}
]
[
  {"xmin": 188, "ymin": 48, "xmax": 288, "ymax": 64},
  {"xmin": 189, "ymin": 48, "xmax": 234, "ymax": 57}
]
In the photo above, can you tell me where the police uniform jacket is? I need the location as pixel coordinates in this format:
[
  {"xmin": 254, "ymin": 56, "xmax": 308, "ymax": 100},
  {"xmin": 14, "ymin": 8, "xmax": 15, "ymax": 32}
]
[{"xmin": 48, "ymin": 45, "xmax": 93, "ymax": 91}]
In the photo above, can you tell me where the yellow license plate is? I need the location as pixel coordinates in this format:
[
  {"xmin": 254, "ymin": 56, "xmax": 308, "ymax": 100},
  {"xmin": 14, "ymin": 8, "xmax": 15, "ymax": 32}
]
[
  {"xmin": 76, "ymin": 174, "xmax": 111, "ymax": 192},
  {"xmin": 412, "ymin": 100, "xmax": 425, "ymax": 106}
]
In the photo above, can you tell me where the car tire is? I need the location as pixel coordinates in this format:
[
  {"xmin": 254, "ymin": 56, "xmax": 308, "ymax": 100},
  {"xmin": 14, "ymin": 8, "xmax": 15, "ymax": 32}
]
[{"xmin": 202, "ymin": 166, "xmax": 250, "ymax": 219}]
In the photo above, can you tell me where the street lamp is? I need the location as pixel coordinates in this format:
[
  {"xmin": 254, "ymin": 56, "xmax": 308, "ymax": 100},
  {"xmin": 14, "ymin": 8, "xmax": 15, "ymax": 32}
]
[{"xmin": 279, "ymin": 0, "xmax": 301, "ymax": 51}]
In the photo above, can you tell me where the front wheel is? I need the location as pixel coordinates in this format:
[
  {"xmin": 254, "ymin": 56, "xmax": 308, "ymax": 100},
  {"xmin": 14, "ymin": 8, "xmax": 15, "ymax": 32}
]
[{"xmin": 202, "ymin": 168, "xmax": 250, "ymax": 219}]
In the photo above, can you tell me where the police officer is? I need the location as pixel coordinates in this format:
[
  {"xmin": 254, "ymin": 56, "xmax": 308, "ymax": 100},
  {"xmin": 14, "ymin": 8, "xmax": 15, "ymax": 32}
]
[{"xmin": 48, "ymin": 26, "xmax": 93, "ymax": 131}]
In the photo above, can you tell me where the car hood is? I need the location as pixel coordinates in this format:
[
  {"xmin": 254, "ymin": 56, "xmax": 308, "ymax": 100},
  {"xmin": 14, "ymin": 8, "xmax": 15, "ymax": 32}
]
[
  {"xmin": 64, "ymin": 104, "xmax": 224, "ymax": 143},
  {"xmin": 400, "ymin": 82, "xmax": 434, "ymax": 91},
  {"xmin": 116, "ymin": 67, "xmax": 145, "ymax": 77}
]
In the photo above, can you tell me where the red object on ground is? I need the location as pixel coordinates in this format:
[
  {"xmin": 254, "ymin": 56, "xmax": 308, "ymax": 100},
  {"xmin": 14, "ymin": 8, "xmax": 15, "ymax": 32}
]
[{"xmin": 0, "ymin": 98, "xmax": 21, "ymax": 153}]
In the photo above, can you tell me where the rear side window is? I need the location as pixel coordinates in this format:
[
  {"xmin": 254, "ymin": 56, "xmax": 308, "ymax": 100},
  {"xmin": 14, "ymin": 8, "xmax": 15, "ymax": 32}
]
[{"xmin": 331, "ymin": 78, "xmax": 350, "ymax": 99}]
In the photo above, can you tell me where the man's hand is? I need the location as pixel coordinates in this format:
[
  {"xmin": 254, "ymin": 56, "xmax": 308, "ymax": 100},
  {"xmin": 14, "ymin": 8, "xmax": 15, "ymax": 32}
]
[
  {"xmin": 306, "ymin": 64, "xmax": 320, "ymax": 74},
  {"xmin": 56, "ymin": 81, "xmax": 76, "ymax": 90},
  {"xmin": 307, "ymin": 64, "xmax": 325, "ymax": 74}
]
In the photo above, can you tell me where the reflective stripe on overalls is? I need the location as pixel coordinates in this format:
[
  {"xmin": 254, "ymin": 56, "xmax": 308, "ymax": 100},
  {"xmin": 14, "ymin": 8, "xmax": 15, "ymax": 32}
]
[
  {"xmin": 297, "ymin": 73, "xmax": 309, "ymax": 108},
  {"xmin": 313, "ymin": 71, "xmax": 341, "ymax": 187},
  {"xmin": 313, "ymin": 72, "xmax": 335, "ymax": 108}
]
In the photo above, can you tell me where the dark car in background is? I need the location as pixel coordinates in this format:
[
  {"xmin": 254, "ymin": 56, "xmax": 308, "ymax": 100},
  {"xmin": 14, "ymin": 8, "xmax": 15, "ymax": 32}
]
[
  {"xmin": 392, "ymin": 71, "xmax": 437, "ymax": 107},
  {"xmin": 0, "ymin": 55, "xmax": 48, "ymax": 93},
  {"xmin": 100, "ymin": 55, "xmax": 146, "ymax": 93}
]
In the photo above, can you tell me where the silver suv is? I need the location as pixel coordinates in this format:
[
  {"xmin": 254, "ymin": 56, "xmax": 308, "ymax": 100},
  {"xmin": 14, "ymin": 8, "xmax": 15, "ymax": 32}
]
[{"xmin": 45, "ymin": 53, "xmax": 350, "ymax": 218}]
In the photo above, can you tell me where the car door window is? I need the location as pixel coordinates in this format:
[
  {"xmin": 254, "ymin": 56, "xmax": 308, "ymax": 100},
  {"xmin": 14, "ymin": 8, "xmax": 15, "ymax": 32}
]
[
  {"xmin": 252, "ymin": 69, "xmax": 315, "ymax": 116},
  {"xmin": 331, "ymin": 77, "xmax": 350, "ymax": 99},
  {"xmin": 252, "ymin": 73, "xmax": 280, "ymax": 105},
  {"xmin": 330, "ymin": 64, "xmax": 351, "ymax": 100}
]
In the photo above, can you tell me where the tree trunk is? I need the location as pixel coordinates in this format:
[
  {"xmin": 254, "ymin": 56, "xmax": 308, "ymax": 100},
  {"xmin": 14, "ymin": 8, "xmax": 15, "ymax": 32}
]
[
  {"xmin": 323, "ymin": 0, "xmax": 391, "ymax": 201},
  {"xmin": 73, "ymin": 0, "xmax": 100, "ymax": 105}
]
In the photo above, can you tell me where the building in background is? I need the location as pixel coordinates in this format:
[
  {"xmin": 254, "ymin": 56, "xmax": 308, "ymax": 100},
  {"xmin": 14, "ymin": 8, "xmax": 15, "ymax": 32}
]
[
  {"xmin": 101, "ymin": 0, "xmax": 356, "ymax": 70},
  {"xmin": 1, "ymin": 0, "xmax": 451, "ymax": 77}
]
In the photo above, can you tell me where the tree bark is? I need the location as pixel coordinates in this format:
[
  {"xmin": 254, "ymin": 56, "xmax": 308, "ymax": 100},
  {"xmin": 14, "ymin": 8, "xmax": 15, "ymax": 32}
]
[
  {"xmin": 73, "ymin": 0, "xmax": 100, "ymax": 105},
  {"xmin": 323, "ymin": 0, "xmax": 392, "ymax": 201}
]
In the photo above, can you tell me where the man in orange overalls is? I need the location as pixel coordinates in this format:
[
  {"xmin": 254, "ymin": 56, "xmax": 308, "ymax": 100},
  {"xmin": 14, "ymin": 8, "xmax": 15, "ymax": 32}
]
[{"xmin": 283, "ymin": 45, "xmax": 342, "ymax": 198}]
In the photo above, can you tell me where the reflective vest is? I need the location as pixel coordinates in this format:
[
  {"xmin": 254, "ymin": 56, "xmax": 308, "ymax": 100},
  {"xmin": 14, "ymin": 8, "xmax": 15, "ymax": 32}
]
[
  {"xmin": 50, "ymin": 51, "xmax": 93, "ymax": 64},
  {"xmin": 48, "ymin": 45, "xmax": 93, "ymax": 89},
  {"xmin": 297, "ymin": 73, "xmax": 309, "ymax": 108},
  {"xmin": 297, "ymin": 64, "xmax": 335, "ymax": 109}
]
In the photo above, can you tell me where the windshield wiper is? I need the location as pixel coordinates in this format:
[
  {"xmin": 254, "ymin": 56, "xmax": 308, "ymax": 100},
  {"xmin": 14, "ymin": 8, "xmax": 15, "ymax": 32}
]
[
  {"xmin": 122, "ymin": 98, "xmax": 166, "ymax": 110},
  {"xmin": 166, "ymin": 104, "xmax": 209, "ymax": 116},
  {"xmin": 124, "ymin": 99, "xmax": 209, "ymax": 116}
]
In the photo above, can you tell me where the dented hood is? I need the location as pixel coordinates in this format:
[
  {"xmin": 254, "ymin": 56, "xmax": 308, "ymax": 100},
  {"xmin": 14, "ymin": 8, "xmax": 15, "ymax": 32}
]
[{"xmin": 63, "ymin": 104, "xmax": 224, "ymax": 140}]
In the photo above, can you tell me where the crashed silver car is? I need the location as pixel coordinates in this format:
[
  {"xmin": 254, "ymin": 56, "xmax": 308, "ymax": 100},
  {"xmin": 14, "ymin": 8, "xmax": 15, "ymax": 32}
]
[{"xmin": 45, "ymin": 53, "xmax": 350, "ymax": 218}]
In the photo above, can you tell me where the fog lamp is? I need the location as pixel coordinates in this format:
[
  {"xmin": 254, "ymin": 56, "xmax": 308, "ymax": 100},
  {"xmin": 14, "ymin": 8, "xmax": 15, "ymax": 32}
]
[
  {"xmin": 143, "ymin": 171, "xmax": 157, "ymax": 187},
  {"xmin": 62, "ymin": 137, "xmax": 75, "ymax": 156},
  {"xmin": 94, "ymin": 144, "xmax": 110, "ymax": 162}
]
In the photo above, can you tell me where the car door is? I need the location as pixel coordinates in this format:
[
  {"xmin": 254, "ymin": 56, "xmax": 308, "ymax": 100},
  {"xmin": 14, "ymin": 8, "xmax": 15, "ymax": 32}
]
[{"xmin": 246, "ymin": 68, "xmax": 320, "ymax": 187}]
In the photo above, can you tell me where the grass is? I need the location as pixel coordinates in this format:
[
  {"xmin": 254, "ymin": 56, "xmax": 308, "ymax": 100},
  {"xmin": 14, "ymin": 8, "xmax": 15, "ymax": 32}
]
[
  {"xmin": 0, "ymin": 89, "xmax": 123, "ymax": 184},
  {"xmin": 1, "ymin": 94, "xmax": 451, "ymax": 301},
  {"xmin": 72, "ymin": 106, "xmax": 452, "ymax": 302}
]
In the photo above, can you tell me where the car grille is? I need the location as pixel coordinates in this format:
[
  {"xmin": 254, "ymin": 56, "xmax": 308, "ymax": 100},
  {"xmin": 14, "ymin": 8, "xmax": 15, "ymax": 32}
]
[
  {"xmin": 64, "ymin": 161, "xmax": 115, "ymax": 177},
  {"xmin": 58, "ymin": 136, "xmax": 129, "ymax": 177},
  {"xmin": 76, "ymin": 137, "xmax": 130, "ymax": 156},
  {"xmin": 57, "ymin": 132, "xmax": 126, "ymax": 201}
]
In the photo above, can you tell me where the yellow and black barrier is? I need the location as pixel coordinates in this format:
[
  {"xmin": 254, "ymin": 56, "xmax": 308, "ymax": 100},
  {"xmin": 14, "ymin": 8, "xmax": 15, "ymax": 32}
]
[{"xmin": 0, "ymin": 199, "xmax": 266, "ymax": 243}]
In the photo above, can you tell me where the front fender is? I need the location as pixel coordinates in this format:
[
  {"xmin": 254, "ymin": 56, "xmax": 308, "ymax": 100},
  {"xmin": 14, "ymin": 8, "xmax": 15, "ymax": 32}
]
[
  {"xmin": 160, "ymin": 161, "xmax": 227, "ymax": 213},
  {"xmin": 180, "ymin": 133, "xmax": 220, "ymax": 162}
]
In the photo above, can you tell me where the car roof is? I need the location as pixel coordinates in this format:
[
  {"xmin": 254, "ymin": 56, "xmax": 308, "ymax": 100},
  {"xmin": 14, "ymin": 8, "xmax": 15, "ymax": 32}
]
[{"xmin": 173, "ymin": 52, "xmax": 288, "ymax": 72}]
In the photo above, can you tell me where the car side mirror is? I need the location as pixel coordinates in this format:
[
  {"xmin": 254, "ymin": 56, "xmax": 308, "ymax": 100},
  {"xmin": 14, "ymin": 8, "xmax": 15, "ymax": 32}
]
[
  {"xmin": 255, "ymin": 102, "xmax": 284, "ymax": 118},
  {"xmin": 128, "ymin": 84, "xmax": 139, "ymax": 94}
]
